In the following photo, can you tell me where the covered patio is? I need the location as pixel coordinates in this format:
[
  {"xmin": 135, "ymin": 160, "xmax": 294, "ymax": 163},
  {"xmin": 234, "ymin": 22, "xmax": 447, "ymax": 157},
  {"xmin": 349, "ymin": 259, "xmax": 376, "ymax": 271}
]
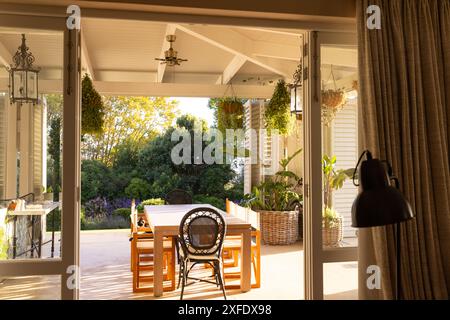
[
  {"xmin": 0, "ymin": 11, "xmax": 358, "ymax": 300},
  {"xmin": 0, "ymin": 229, "xmax": 357, "ymax": 300}
]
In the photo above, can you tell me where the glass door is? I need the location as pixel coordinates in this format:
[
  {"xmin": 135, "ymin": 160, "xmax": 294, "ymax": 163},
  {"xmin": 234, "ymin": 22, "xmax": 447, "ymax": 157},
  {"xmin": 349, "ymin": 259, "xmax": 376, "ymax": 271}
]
[
  {"xmin": 0, "ymin": 12, "xmax": 81, "ymax": 300},
  {"xmin": 303, "ymin": 31, "xmax": 358, "ymax": 300}
]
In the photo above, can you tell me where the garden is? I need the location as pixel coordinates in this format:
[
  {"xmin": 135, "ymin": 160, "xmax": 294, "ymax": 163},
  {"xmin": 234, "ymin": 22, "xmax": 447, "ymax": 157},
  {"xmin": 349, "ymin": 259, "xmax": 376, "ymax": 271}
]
[{"xmin": 46, "ymin": 76, "xmax": 245, "ymax": 231}]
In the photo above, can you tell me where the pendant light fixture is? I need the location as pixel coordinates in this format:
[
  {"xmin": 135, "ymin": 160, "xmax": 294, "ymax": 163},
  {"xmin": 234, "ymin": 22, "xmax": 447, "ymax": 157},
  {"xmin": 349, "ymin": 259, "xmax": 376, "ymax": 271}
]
[{"xmin": 8, "ymin": 34, "xmax": 40, "ymax": 105}]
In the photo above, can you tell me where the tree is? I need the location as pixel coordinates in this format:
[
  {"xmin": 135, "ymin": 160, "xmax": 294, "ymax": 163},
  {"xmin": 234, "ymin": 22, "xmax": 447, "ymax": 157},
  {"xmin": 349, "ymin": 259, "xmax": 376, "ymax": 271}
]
[
  {"xmin": 48, "ymin": 116, "xmax": 61, "ymax": 200},
  {"xmin": 44, "ymin": 94, "xmax": 63, "ymax": 120},
  {"xmin": 136, "ymin": 115, "xmax": 237, "ymax": 199},
  {"xmin": 81, "ymin": 160, "xmax": 112, "ymax": 203},
  {"xmin": 82, "ymin": 96, "xmax": 179, "ymax": 165},
  {"xmin": 124, "ymin": 178, "xmax": 151, "ymax": 200}
]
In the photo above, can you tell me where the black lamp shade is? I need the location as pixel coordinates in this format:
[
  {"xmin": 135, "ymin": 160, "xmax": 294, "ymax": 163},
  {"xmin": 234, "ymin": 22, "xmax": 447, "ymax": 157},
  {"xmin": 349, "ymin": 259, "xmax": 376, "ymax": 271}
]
[{"xmin": 351, "ymin": 156, "xmax": 414, "ymax": 228}]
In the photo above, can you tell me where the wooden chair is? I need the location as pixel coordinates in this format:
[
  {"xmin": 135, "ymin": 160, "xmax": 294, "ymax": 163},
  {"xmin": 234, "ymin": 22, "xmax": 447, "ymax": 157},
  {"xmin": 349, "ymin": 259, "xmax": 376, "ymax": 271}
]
[
  {"xmin": 130, "ymin": 200, "xmax": 152, "ymax": 272},
  {"xmin": 132, "ymin": 232, "xmax": 175, "ymax": 293},
  {"xmin": 129, "ymin": 200, "xmax": 176, "ymax": 292},
  {"xmin": 223, "ymin": 199, "xmax": 261, "ymax": 289}
]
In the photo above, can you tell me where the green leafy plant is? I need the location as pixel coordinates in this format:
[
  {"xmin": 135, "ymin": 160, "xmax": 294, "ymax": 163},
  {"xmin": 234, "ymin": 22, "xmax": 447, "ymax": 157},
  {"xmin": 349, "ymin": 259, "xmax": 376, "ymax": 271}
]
[
  {"xmin": 0, "ymin": 223, "xmax": 8, "ymax": 260},
  {"xmin": 322, "ymin": 206, "xmax": 340, "ymax": 228},
  {"xmin": 124, "ymin": 178, "xmax": 151, "ymax": 201},
  {"xmin": 216, "ymin": 98, "xmax": 244, "ymax": 132},
  {"xmin": 48, "ymin": 115, "xmax": 61, "ymax": 201},
  {"xmin": 265, "ymin": 80, "xmax": 293, "ymax": 135},
  {"xmin": 136, "ymin": 198, "xmax": 165, "ymax": 213},
  {"xmin": 82, "ymin": 74, "xmax": 105, "ymax": 136},
  {"xmin": 322, "ymin": 155, "xmax": 354, "ymax": 209},
  {"xmin": 193, "ymin": 194, "xmax": 225, "ymax": 211},
  {"xmin": 46, "ymin": 209, "xmax": 61, "ymax": 232},
  {"xmin": 46, "ymin": 186, "xmax": 53, "ymax": 193},
  {"xmin": 242, "ymin": 148, "xmax": 303, "ymax": 211},
  {"xmin": 112, "ymin": 208, "xmax": 132, "ymax": 222}
]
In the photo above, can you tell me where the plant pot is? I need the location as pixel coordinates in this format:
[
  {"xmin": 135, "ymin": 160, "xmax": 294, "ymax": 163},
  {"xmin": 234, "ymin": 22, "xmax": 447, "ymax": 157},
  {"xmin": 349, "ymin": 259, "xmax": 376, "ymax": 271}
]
[
  {"xmin": 44, "ymin": 193, "xmax": 54, "ymax": 202},
  {"xmin": 221, "ymin": 101, "xmax": 242, "ymax": 114},
  {"xmin": 322, "ymin": 216, "xmax": 343, "ymax": 247},
  {"xmin": 258, "ymin": 210, "xmax": 299, "ymax": 245}
]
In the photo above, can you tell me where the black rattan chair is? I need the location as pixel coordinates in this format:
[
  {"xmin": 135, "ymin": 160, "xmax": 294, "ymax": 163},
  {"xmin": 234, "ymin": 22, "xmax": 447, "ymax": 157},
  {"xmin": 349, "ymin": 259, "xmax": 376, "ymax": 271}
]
[
  {"xmin": 165, "ymin": 189, "xmax": 192, "ymax": 205},
  {"xmin": 177, "ymin": 207, "xmax": 227, "ymax": 300}
]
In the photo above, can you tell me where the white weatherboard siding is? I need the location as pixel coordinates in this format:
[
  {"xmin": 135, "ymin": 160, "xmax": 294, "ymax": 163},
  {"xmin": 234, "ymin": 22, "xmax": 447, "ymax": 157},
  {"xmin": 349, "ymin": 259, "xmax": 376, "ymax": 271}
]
[
  {"xmin": 32, "ymin": 103, "xmax": 45, "ymax": 197},
  {"xmin": 243, "ymin": 101, "xmax": 252, "ymax": 194},
  {"xmin": 332, "ymin": 99, "xmax": 358, "ymax": 238}
]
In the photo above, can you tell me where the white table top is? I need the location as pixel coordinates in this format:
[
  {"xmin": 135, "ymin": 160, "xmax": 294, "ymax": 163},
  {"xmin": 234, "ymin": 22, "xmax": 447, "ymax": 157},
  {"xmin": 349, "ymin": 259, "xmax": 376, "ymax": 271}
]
[
  {"xmin": 7, "ymin": 202, "xmax": 61, "ymax": 216},
  {"xmin": 144, "ymin": 204, "xmax": 251, "ymax": 232}
]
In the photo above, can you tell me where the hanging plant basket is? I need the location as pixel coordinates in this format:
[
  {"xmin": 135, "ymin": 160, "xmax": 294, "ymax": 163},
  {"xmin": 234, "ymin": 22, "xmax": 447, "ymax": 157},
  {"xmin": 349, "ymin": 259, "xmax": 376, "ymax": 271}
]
[
  {"xmin": 82, "ymin": 74, "xmax": 105, "ymax": 135},
  {"xmin": 217, "ymin": 98, "xmax": 244, "ymax": 132},
  {"xmin": 321, "ymin": 66, "xmax": 347, "ymax": 126},
  {"xmin": 220, "ymin": 99, "xmax": 243, "ymax": 114},
  {"xmin": 321, "ymin": 88, "xmax": 346, "ymax": 109}
]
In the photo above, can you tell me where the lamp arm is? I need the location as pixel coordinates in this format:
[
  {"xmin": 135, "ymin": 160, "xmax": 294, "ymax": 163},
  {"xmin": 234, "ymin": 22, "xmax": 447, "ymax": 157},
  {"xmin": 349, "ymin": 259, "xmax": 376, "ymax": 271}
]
[
  {"xmin": 352, "ymin": 150, "xmax": 373, "ymax": 187},
  {"xmin": 390, "ymin": 176, "xmax": 400, "ymax": 189}
]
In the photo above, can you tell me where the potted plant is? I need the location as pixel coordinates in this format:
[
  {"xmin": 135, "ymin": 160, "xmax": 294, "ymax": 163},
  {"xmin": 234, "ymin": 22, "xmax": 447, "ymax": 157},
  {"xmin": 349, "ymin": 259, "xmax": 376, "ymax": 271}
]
[
  {"xmin": 264, "ymin": 79, "xmax": 293, "ymax": 135},
  {"xmin": 321, "ymin": 66, "xmax": 347, "ymax": 125},
  {"xmin": 321, "ymin": 155, "xmax": 353, "ymax": 247},
  {"xmin": 216, "ymin": 98, "xmax": 244, "ymax": 133},
  {"xmin": 82, "ymin": 74, "xmax": 105, "ymax": 136},
  {"xmin": 44, "ymin": 186, "xmax": 54, "ymax": 202},
  {"xmin": 243, "ymin": 149, "xmax": 303, "ymax": 245}
]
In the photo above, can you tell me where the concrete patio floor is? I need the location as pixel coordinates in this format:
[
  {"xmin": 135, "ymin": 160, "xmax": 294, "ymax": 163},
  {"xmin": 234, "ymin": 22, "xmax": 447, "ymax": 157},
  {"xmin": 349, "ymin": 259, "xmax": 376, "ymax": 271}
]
[{"xmin": 0, "ymin": 229, "xmax": 357, "ymax": 300}]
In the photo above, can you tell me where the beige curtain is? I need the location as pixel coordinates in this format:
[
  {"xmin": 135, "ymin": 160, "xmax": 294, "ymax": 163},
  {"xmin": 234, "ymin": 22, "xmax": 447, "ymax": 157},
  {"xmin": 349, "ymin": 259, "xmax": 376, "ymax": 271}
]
[{"xmin": 357, "ymin": 0, "xmax": 450, "ymax": 299}]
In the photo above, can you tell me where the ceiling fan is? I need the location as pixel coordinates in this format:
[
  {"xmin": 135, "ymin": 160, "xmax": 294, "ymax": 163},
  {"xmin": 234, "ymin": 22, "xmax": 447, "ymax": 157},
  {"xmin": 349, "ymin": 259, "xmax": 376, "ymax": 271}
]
[{"xmin": 155, "ymin": 35, "xmax": 188, "ymax": 67}]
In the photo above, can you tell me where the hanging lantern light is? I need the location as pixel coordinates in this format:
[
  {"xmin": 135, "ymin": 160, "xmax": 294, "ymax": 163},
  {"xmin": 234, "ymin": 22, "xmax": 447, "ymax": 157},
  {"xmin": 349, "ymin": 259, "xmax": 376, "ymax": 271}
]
[
  {"xmin": 289, "ymin": 37, "xmax": 303, "ymax": 120},
  {"xmin": 290, "ymin": 83, "xmax": 302, "ymax": 120},
  {"xmin": 8, "ymin": 34, "xmax": 40, "ymax": 105}
]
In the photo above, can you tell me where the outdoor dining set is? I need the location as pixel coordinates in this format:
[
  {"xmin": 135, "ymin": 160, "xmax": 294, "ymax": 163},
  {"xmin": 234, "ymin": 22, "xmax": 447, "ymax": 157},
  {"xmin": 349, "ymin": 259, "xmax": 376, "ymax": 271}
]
[{"xmin": 129, "ymin": 189, "xmax": 261, "ymax": 300}]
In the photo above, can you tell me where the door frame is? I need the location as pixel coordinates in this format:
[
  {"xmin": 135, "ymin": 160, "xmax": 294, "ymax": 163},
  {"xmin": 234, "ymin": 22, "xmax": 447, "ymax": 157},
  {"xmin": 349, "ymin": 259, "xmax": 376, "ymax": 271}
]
[
  {"xmin": 303, "ymin": 31, "xmax": 358, "ymax": 300},
  {"xmin": 0, "ymin": 4, "xmax": 357, "ymax": 301},
  {"xmin": 0, "ymin": 13, "xmax": 81, "ymax": 300}
]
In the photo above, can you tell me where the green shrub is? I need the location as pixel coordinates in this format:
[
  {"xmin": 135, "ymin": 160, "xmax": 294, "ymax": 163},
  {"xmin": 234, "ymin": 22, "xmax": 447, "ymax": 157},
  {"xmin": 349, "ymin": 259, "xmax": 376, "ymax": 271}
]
[
  {"xmin": 81, "ymin": 215, "xmax": 129, "ymax": 230},
  {"xmin": 136, "ymin": 198, "xmax": 165, "ymax": 213},
  {"xmin": 193, "ymin": 194, "xmax": 225, "ymax": 211},
  {"xmin": 125, "ymin": 178, "xmax": 151, "ymax": 200},
  {"xmin": 0, "ymin": 226, "xmax": 8, "ymax": 260},
  {"xmin": 46, "ymin": 209, "xmax": 61, "ymax": 232},
  {"xmin": 81, "ymin": 160, "xmax": 113, "ymax": 203},
  {"xmin": 112, "ymin": 208, "xmax": 131, "ymax": 222}
]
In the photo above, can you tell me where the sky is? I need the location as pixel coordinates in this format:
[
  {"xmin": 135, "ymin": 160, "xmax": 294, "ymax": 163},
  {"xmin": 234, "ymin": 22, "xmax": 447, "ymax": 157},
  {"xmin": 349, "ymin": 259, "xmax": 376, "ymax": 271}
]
[{"xmin": 168, "ymin": 97, "xmax": 215, "ymax": 127}]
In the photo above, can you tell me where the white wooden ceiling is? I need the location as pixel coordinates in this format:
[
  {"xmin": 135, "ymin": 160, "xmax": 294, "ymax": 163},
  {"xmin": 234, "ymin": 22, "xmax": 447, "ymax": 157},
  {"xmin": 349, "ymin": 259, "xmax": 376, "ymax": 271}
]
[{"xmin": 0, "ymin": 19, "xmax": 357, "ymax": 98}]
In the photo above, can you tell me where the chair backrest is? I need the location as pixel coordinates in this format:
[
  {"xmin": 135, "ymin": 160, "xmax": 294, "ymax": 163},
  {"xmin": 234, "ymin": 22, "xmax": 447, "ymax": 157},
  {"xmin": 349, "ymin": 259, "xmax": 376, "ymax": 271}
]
[
  {"xmin": 226, "ymin": 199, "xmax": 259, "ymax": 230},
  {"xmin": 165, "ymin": 189, "xmax": 192, "ymax": 205},
  {"xmin": 130, "ymin": 199, "xmax": 137, "ymax": 233},
  {"xmin": 179, "ymin": 207, "xmax": 226, "ymax": 257}
]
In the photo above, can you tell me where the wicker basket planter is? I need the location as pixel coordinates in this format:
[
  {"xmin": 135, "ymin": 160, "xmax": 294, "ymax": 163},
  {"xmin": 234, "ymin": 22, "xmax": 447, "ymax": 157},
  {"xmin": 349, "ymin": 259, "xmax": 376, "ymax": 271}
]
[
  {"xmin": 259, "ymin": 210, "xmax": 299, "ymax": 245},
  {"xmin": 322, "ymin": 216, "xmax": 343, "ymax": 247}
]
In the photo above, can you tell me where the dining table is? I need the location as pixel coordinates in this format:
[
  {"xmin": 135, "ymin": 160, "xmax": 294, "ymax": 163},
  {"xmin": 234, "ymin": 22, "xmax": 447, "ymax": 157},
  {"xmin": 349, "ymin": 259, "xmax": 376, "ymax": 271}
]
[{"xmin": 144, "ymin": 203, "xmax": 252, "ymax": 297}]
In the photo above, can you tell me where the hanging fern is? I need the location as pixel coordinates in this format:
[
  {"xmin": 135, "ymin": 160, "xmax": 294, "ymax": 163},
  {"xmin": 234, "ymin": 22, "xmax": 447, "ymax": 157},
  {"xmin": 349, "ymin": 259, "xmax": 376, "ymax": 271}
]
[
  {"xmin": 217, "ymin": 98, "xmax": 244, "ymax": 133},
  {"xmin": 265, "ymin": 79, "xmax": 292, "ymax": 135},
  {"xmin": 82, "ymin": 74, "xmax": 104, "ymax": 135}
]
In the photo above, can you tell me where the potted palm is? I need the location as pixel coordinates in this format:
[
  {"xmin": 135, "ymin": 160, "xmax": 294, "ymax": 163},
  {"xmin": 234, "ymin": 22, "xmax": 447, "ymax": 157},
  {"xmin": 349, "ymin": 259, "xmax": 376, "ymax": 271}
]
[
  {"xmin": 322, "ymin": 155, "xmax": 353, "ymax": 247},
  {"xmin": 243, "ymin": 149, "xmax": 303, "ymax": 245}
]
